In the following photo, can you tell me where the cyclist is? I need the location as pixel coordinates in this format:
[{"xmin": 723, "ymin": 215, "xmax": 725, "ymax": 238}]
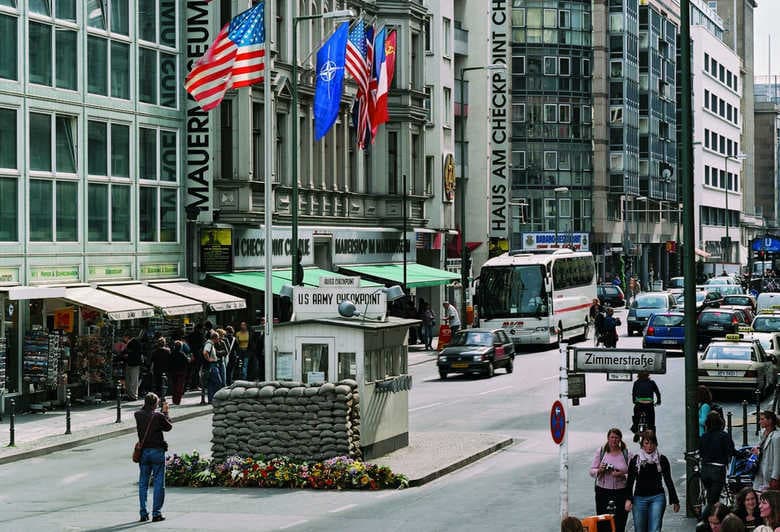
[{"xmin": 631, "ymin": 372, "xmax": 661, "ymax": 442}]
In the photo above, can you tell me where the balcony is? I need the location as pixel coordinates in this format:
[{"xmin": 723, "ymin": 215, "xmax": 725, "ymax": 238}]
[
  {"xmin": 454, "ymin": 26, "xmax": 469, "ymax": 56},
  {"xmin": 454, "ymin": 80, "xmax": 469, "ymax": 117}
]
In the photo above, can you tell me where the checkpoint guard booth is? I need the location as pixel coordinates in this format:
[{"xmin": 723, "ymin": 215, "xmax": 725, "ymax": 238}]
[{"xmin": 271, "ymin": 277, "xmax": 418, "ymax": 459}]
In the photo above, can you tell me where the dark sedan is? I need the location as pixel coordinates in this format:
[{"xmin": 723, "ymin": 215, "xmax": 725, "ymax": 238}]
[
  {"xmin": 437, "ymin": 328, "xmax": 515, "ymax": 379},
  {"xmin": 642, "ymin": 312, "xmax": 685, "ymax": 354},
  {"xmin": 697, "ymin": 308, "xmax": 749, "ymax": 349},
  {"xmin": 598, "ymin": 284, "xmax": 626, "ymax": 308}
]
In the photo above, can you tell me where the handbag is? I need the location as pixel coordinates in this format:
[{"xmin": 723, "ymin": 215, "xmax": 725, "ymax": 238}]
[{"xmin": 132, "ymin": 413, "xmax": 154, "ymax": 463}]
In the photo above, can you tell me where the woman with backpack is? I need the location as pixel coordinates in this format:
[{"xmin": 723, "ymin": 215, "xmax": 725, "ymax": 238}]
[
  {"xmin": 589, "ymin": 428, "xmax": 632, "ymax": 532},
  {"xmin": 699, "ymin": 411, "xmax": 736, "ymax": 518}
]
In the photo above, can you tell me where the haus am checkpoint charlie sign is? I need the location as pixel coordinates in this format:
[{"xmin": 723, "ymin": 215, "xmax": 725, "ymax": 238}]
[
  {"xmin": 573, "ymin": 348, "xmax": 666, "ymax": 374},
  {"xmin": 292, "ymin": 277, "xmax": 387, "ymax": 321}
]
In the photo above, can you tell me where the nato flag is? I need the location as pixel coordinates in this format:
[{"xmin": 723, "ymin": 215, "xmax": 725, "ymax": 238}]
[{"xmin": 314, "ymin": 21, "xmax": 349, "ymax": 141}]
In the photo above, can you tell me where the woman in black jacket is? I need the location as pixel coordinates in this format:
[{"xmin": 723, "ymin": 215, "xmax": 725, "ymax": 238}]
[{"xmin": 699, "ymin": 411, "xmax": 736, "ymax": 517}]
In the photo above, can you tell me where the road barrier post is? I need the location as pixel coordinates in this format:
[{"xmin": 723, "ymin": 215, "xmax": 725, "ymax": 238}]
[
  {"xmin": 742, "ymin": 400, "xmax": 748, "ymax": 447},
  {"xmin": 8, "ymin": 398, "xmax": 15, "ymax": 447},
  {"xmin": 65, "ymin": 390, "xmax": 71, "ymax": 435},
  {"xmin": 115, "ymin": 384, "xmax": 122, "ymax": 424}
]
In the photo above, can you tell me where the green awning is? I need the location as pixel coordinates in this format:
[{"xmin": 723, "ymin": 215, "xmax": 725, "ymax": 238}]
[
  {"xmin": 338, "ymin": 263, "xmax": 460, "ymax": 288},
  {"xmin": 209, "ymin": 268, "xmax": 382, "ymax": 295}
]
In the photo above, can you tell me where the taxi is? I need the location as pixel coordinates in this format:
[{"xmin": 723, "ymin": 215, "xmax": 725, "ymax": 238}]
[
  {"xmin": 748, "ymin": 309, "xmax": 780, "ymax": 363},
  {"xmin": 697, "ymin": 334, "xmax": 776, "ymax": 396}
]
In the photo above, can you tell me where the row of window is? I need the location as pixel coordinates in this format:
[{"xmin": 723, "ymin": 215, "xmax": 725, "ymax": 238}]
[
  {"xmin": 700, "ymin": 205, "xmax": 738, "ymax": 228},
  {"xmin": 703, "ymin": 165, "xmax": 739, "ymax": 192},
  {"xmin": 703, "ymin": 89, "xmax": 739, "ymax": 126},
  {"xmin": 511, "ymin": 195, "xmax": 593, "ymax": 233},
  {"xmin": 513, "ymin": 103, "xmax": 592, "ymax": 124},
  {"xmin": 0, "ymin": 176, "xmax": 176, "ymax": 243},
  {"xmin": 704, "ymin": 52, "xmax": 739, "ymax": 93},
  {"xmin": 703, "ymin": 128, "xmax": 739, "ymax": 158},
  {"xmin": 552, "ymin": 256, "xmax": 596, "ymax": 291},
  {"xmin": 514, "ymin": 55, "xmax": 590, "ymax": 78},
  {"xmin": 511, "ymin": 7, "xmax": 591, "ymax": 32}
]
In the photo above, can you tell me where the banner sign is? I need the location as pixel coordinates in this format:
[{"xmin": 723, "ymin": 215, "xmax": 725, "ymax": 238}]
[
  {"xmin": 292, "ymin": 286, "xmax": 386, "ymax": 321},
  {"xmin": 201, "ymin": 227, "xmax": 233, "ymax": 272},
  {"xmin": 521, "ymin": 233, "xmax": 591, "ymax": 251},
  {"xmin": 489, "ymin": 0, "xmax": 510, "ymax": 241}
]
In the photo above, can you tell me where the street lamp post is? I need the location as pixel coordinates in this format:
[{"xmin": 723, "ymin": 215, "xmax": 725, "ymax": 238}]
[
  {"xmin": 458, "ymin": 64, "xmax": 506, "ymax": 325},
  {"xmin": 290, "ymin": 9, "xmax": 353, "ymax": 285},
  {"xmin": 553, "ymin": 187, "xmax": 568, "ymax": 248}
]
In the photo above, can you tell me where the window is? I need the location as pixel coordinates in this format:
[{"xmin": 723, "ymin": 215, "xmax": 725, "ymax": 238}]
[
  {"xmin": 87, "ymin": 35, "xmax": 130, "ymax": 99},
  {"xmin": 704, "ymin": 165, "xmax": 710, "ymax": 186},
  {"xmin": 719, "ymin": 64, "xmax": 725, "ymax": 82},
  {"xmin": 88, "ymin": 183, "xmax": 109, "ymax": 241},
  {"xmin": 139, "ymin": 126, "xmax": 177, "ymax": 242},
  {"xmin": 559, "ymin": 57, "xmax": 570, "ymax": 76},
  {"xmin": 543, "ymin": 8, "xmax": 556, "ymax": 28},
  {"xmin": 704, "ymin": 128, "xmax": 710, "ymax": 149},
  {"xmin": 424, "ymin": 17, "xmax": 431, "ymax": 53},
  {"xmin": 87, "ymin": 0, "xmax": 129, "ymax": 34},
  {"xmin": 559, "ymin": 151, "xmax": 570, "ymax": 170},
  {"xmin": 544, "ymin": 56, "xmax": 557, "ymax": 75},
  {"xmin": 513, "ymin": 103, "xmax": 526, "ymax": 122},
  {"xmin": 513, "ymin": 55, "xmax": 525, "ymax": 75},
  {"xmin": 29, "ymin": 22, "xmax": 77, "ymax": 90},
  {"xmin": 137, "ymin": 0, "xmax": 176, "ymax": 107},
  {"xmin": 704, "ymin": 89, "xmax": 709, "ymax": 108},
  {"xmin": 29, "ymin": 112, "xmax": 77, "ymax": 174},
  {"xmin": 544, "ymin": 151, "xmax": 557, "ymax": 170},
  {"xmin": 29, "ymin": 179, "xmax": 77, "ymax": 241},
  {"xmin": 139, "ymin": 127, "xmax": 177, "ymax": 182},
  {"xmin": 559, "ymin": 10, "xmax": 570, "ymax": 29},
  {"xmin": 443, "ymin": 87, "xmax": 452, "ymax": 125},
  {"xmin": 0, "ymin": 178, "xmax": 17, "ymax": 241},
  {"xmin": 337, "ymin": 352, "xmax": 356, "ymax": 381},
  {"xmin": 512, "ymin": 149, "xmax": 526, "ymax": 170},
  {"xmin": 0, "ymin": 108, "xmax": 16, "ymax": 169},
  {"xmin": 443, "ymin": 17, "xmax": 451, "ymax": 57},
  {"xmin": 544, "ymin": 104, "xmax": 557, "ymax": 123},
  {"xmin": 559, "ymin": 104, "xmax": 571, "ymax": 123},
  {"xmin": 424, "ymin": 85, "xmax": 433, "ymax": 122},
  {"xmin": 0, "ymin": 15, "xmax": 17, "ymax": 80},
  {"xmin": 704, "ymin": 52, "xmax": 709, "ymax": 72}
]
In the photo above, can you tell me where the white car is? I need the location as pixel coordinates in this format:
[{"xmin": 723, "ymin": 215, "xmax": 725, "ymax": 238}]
[
  {"xmin": 750, "ymin": 312, "xmax": 780, "ymax": 363},
  {"xmin": 698, "ymin": 334, "xmax": 776, "ymax": 396}
]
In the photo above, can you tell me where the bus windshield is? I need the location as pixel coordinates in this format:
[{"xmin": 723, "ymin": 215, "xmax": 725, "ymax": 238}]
[{"xmin": 478, "ymin": 265, "xmax": 548, "ymax": 319}]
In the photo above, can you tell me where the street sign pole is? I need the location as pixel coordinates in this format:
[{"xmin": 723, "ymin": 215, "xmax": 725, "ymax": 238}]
[{"xmin": 559, "ymin": 342, "xmax": 569, "ymax": 519}]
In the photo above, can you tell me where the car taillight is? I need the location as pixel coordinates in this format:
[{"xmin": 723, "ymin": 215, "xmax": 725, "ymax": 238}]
[
  {"xmin": 732, "ymin": 317, "xmax": 738, "ymax": 325},
  {"xmin": 647, "ymin": 326, "xmax": 655, "ymax": 335},
  {"xmin": 618, "ymin": 292, "xmax": 624, "ymax": 300}
]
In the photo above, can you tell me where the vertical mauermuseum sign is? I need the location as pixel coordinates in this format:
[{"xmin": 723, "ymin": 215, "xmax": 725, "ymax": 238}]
[
  {"xmin": 185, "ymin": 0, "xmax": 214, "ymax": 221},
  {"xmin": 490, "ymin": 0, "xmax": 510, "ymax": 242}
]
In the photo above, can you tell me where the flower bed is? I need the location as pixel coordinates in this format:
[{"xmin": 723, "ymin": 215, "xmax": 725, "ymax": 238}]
[{"xmin": 166, "ymin": 452, "xmax": 408, "ymax": 490}]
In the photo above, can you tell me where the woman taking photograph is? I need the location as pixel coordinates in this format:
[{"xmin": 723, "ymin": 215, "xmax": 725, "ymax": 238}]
[
  {"xmin": 589, "ymin": 428, "xmax": 631, "ymax": 532},
  {"xmin": 735, "ymin": 487, "xmax": 764, "ymax": 531},
  {"xmin": 625, "ymin": 430, "xmax": 680, "ymax": 532},
  {"xmin": 755, "ymin": 490, "xmax": 780, "ymax": 531},
  {"xmin": 754, "ymin": 411, "xmax": 780, "ymax": 492}
]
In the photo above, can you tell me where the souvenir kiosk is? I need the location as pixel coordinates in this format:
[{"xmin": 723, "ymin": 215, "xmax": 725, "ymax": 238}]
[{"xmin": 271, "ymin": 278, "xmax": 418, "ymax": 458}]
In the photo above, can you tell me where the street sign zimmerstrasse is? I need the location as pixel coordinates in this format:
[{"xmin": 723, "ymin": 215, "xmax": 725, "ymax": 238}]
[{"xmin": 573, "ymin": 347, "xmax": 666, "ymax": 374}]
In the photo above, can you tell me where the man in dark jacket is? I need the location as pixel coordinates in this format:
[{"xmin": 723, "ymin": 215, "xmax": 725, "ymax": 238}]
[
  {"xmin": 699, "ymin": 411, "xmax": 735, "ymax": 517},
  {"xmin": 149, "ymin": 337, "xmax": 171, "ymax": 400},
  {"xmin": 124, "ymin": 334, "xmax": 143, "ymax": 400},
  {"xmin": 135, "ymin": 392, "xmax": 172, "ymax": 522}
]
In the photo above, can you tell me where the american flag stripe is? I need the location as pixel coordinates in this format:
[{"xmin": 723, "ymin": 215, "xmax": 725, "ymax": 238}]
[{"xmin": 232, "ymin": 45, "xmax": 265, "ymax": 87}]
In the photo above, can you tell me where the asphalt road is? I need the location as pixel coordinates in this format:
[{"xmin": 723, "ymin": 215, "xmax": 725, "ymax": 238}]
[{"xmin": 1, "ymin": 310, "xmax": 755, "ymax": 531}]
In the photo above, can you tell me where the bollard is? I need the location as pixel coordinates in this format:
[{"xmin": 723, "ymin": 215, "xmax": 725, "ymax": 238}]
[
  {"xmin": 756, "ymin": 390, "xmax": 762, "ymax": 437},
  {"xmin": 200, "ymin": 368, "xmax": 206, "ymax": 405},
  {"xmin": 8, "ymin": 398, "xmax": 14, "ymax": 447},
  {"xmin": 115, "ymin": 384, "xmax": 122, "ymax": 424},
  {"xmin": 65, "ymin": 390, "xmax": 71, "ymax": 435},
  {"xmin": 727, "ymin": 411, "xmax": 733, "ymax": 439},
  {"xmin": 743, "ymin": 400, "xmax": 749, "ymax": 447}
]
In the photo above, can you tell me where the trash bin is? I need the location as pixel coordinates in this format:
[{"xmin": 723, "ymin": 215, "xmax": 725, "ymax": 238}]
[
  {"xmin": 437, "ymin": 325, "xmax": 452, "ymax": 350},
  {"xmin": 581, "ymin": 514, "xmax": 616, "ymax": 532}
]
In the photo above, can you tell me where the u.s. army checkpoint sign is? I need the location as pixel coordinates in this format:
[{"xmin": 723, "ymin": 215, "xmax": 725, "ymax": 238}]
[{"xmin": 573, "ymin": 348, "xmax": 666, "ymax": 374}]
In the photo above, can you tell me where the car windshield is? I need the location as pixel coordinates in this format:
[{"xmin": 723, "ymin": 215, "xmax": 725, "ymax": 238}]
[
  {"xmin": 706, "ymin": 278, "xmax": 732, "ymax": 285},
  {"xmin": 478, "ymin": 265, "xmax": 548, "ymax": 319},
  {"xmin": 753, "ymin": 316, "xmax": 780, "ymax": 332},
  {"xmin": 448, "ymin": 332, "xmax": 493, "ymax": 347},
  {"xmin": 677, "ymin": 292, "xmax": 707, "ymax": 305},
  {"xmin": 634, "ymin": 296, "xmax": 667, "ymax": 309},
  {"xmin": 724, "ymin": 296, "xmax": 752, "ymax": 306},
  {"xmin": 668, "ymin": 278, "xmax": 684, "ymax": 289},
  {"xmin": 651, "ymin": 314, "xmax": 684, "ymax": 326},
  {"xmin": 704, "ymin": 346, "xmax": 754, "ymax": 361},
  {"xmin": 719, "ymin": 286, "xmax": 744, "ymax": 295},
  {"xmin": 699, "ymin": 312, "xmax": 735, "ymax": 325}
]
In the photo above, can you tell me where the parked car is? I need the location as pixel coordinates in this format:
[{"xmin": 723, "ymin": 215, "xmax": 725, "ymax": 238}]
[
  {"xmin": 667, "ymin": 277, "xmax": 685, "ymax": 295},
  {"xmin": 697, "ymin": 308, "xmax": 749, "ymax": 349},
  {"xmin": 627, "ymin": 293, "xmax": 678, "ymax": 336},
  {"xmin": 749, "ymin": 311, "xmax": 780, "ymax": 363},
  {"xmin": 697, "ymin": 334, "xmax": 776, "ymax": 396},
  {"xmin": 705, "ymin": 277, "xmax": 737, "ymax": 286},
  {"xmin": 437, "ymin": 328, "xmax": 515, "ymax": 379},
  {"xmin": 722, "ymin": 294, "xmax": 756, "ymax": 312},
  {"xmin": 718, "ymin": 285, "xmax": 746, "ymax": 296},
  {"xmin": 757, "ymin": 292, "xmax": 780, "ymax": 313},
  {"xmin": 642, "ymin": 312, "xmax": 685, "ymax": 354},
  {"xmin": 597, "ymin": 284, "xmax": 626, "ymax": 308}
]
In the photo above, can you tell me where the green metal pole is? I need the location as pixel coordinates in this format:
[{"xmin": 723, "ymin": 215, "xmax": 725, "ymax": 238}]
[
  {"xmin": 291, "ymin": 17, "xmax": 299, "ymax": 284},
  {"xmin": 459, "ymin": 69, "xmax": 467, "ymax": 325},
  {"xmin": 680, "ymin": 0, "xmax": 699, "ymax": 516}
]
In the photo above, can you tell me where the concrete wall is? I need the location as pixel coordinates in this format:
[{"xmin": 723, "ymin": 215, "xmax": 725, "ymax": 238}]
[{"xmin": 211, "ymin": 380, "xmax": 360, "ymax": 463}]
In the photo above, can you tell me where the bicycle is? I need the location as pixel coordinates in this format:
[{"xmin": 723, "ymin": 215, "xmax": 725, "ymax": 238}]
[{"xmin": 684, "ymin": 449, "xmax": 736, "ymax": 518}]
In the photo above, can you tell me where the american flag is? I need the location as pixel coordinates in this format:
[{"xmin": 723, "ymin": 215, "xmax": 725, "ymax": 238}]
[
  {"xmin": 185, "ymin": 1, "xmax": 265, "ymax": 111},
  {"xmin": 347, "ymin": 20, "xmax": 374, "ymax": 149}
]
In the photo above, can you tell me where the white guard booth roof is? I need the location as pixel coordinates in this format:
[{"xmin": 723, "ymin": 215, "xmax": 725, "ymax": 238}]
[
  {"xmin": 98, "ymin": 283, "xmax": 204, "ymax": 317},
  {"xmin": 63, "ymin": 286, "xmax": 155, "ymax": 321},
  {"xmin": 149, "ymin": 281, "xmax": 246, "ymax": 311}
]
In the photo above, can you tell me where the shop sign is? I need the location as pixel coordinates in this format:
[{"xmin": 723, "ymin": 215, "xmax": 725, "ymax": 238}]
[
  {"xmin": 292, "ymin": 286, "xmax": 386, "ymax": 321},
  {"xmin": 140, "ymin": 263, "xmax": 179, "ymax": 278},
  {"xmin": 30, "ymin": 265, "xmax": 80, "ymax": 283},
  {"xmin": 319, "ymin": 276, "xmax": 359, "ymax": 288},
  {"xmin": 233, "ymin": 228, "xmax": 315, "ymax": 269},
  {"xmin": 88, "ymin": 264, "xmax": 131, "ymax": 280},
  {"xmin": 53, "ymin": 308, "xmax": 75, "ymax": 333},
  {"xmin": 521, "ymin": 232, "xmax": 590, "ymax": 251},
  {"xmin": 490, "ymin": 0, "xmax": 510, "ymax": 241},
  {"xmin": 200, "ymin": 227, "xmax": 233, "ymax": 272},
  {"xmin": 0, "ymin": 267, "xmax": 18, "ymax": 282},
  {"xmin": 332, "ymin": 229, "xmax": 415, "ymax": 264}
]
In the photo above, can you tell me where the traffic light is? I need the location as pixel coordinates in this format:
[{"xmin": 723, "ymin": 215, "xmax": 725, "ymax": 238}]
[{"xmin": 292, "ymin": 254, "xmax": 304, "ymax": 286}]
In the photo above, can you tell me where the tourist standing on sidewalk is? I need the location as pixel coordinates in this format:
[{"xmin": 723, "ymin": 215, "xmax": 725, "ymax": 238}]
[
  {"xmin": 135, "ymin": 392, "xmax": 172, "ymax": 522},
  {"xmin": 149, "ymin": 337, "xmax": 171, "ymax": 400},
  {"xmin": 169, "ymin": 340, "xmax": 190, "ymax": 405},
  {"xmin": 422, "ymin": 304, "xmax": 436, "ymax": 350},
  {"xmin": 236, "ymin": 321, "xmax": 252, "ymax": 380},
  {"xmin": 124, "ymin": 333, "xmax": 143, "ymax": 401},
  {"xmin": 202, "ymin": 332, "xmax": 223, "ymax": 403},
  {"xmin": 625, "ymin": 430, "xmax": 680, "ymax": 532},
  {"xmin": 589, "ymin": 428, "xmax": 631, "ymax": 532},
  {"xmin": 223, "ymin": 326, "xmax": 237, "ymax": 385},
  {"xmin": 699, "ymin": 411, "xmax": 735, "ymax": 517},
  {"xmin": 442, "ymin": 301, "xmax": 461, "ymax": 334},
  {"xmin": 753, "ymin": 411, "xmax": 780, "ymax": 492}
]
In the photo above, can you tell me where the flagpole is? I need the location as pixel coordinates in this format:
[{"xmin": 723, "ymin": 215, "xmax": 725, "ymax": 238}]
[{"xmin": 263, "ymin": 0, "xmax": 275, "ymax": 377}]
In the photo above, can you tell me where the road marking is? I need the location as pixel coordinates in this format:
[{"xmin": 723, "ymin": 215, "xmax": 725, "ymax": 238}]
[
  {"xmin": 328, "ymin": 504, "xmax": 357, "ymax": 513},
  {"xmin": 542, "ymin": 376, "xmax": 557, "ymax": 382},
  {"xmin": 61, "ymin": 472, "xmax": 88, "ymax": 485},
  {"xmin": 409, "ymin": 402, "xmax": 443, "ymax": 412},
  {"xmin": 279, "ymin": 520, "xmax": 309, "ymax": 530},
  {"xmin": 478, "ymin": 385, "xmax": 513, "ymax": 395}
]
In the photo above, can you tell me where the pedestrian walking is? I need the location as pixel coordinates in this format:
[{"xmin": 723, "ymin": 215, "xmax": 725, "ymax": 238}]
[
  {"xmin": 589, "ymin": 428, "xmax": 632, "ymax": 532},
  {"xmin": 699, "ymin": 411, "xmax": 735, "ymax": 517},
  {"xmin": 699, "ymin": 385, "xmax": 714, "ymax": 437},
  {"xmin": 756, "ymin": 490, "xmax": 780, "ymax": 531},
  {"xmin": 631, "ymin": 372, "xmax": 661, "ymax": 442},
  {"xmin": 135, "ymin": 392, "xmax": 172, "ymax": 522},
  {"xmin": 169, "ymin": 340, "xmax": 190, "ymax": 405},
  {"xmin": 752, "ymin": 411, "xmax": 780, "ymax": 492},
  {"xmin": 625, "ymin": 430, "xmax": 680, "ymax": 532},
  {"xmin": 123, "ymin": 333, "xmax": 143, "ymax": 400},
  {"xmin": 236, "ymin": 321, "xmax": 253, "ymax": 380},
  {"xmin": 442, "ymin": 301, "xmax": 461, "ymax": 335},
  {"xmin": 422, "ymin": 303, "xmax": 436, "ymax": 350},
  {"xmin": 202, "ymin": 332, "xmax": 224, "ymax": 403},
  {"xmin": 149, "ymin": 337, "xmax": 170, "ymax": 399},
  {"xmin": 603, "ymin": 307, "xmax": 620, "ymax": 348}
]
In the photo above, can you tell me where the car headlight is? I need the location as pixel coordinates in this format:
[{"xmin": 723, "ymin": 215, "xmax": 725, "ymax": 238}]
[
  {"xmin": 473, "ymin": 355, "xmax": 482, "ymax": 362},
  {"xmin": 438, "ymin": 356, "xmax": 447, "ymax": 362}
]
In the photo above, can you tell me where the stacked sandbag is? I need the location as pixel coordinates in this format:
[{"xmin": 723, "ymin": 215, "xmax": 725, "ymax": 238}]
[{"xmin": 211, "ymin": 379, "xmax": 361, "ymax": 462}]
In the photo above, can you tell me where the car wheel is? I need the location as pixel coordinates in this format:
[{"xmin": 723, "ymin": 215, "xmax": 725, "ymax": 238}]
[
  {"xmin": 485, "ymin": 362, "xmax": 495, "ymax": 378},
  {"xmin": 506, "ymin": 358, "xmax": 514, "ymax": 374},
  {"xmin": 439, "ymin": 369, "xmax": 447, "ymax": 380}
]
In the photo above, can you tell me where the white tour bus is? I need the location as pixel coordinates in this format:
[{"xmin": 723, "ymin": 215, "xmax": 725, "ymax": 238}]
[{"xmin": 474, "ymin": 248, "xmax": 596, "ymax": 346}]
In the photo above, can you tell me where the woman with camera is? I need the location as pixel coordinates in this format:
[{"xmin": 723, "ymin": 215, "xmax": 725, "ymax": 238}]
[{"xmin": 590, "ymin": 428, "xmax": 632, "ymax": 532}]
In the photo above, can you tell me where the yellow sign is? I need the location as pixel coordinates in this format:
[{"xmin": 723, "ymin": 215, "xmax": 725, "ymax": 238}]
[
  {"xmin": 443, "ymin": 153, "xmax": 455, "ymax": 203},
  {"xmin": 30, "ymin": 265, "xmax": 80, "ymax": 282},
  {"xmin": 53, "ymin": 308, "xmax": 75, "ymax": 333},
  {"xmin": 88, "ymin": 264, "xmax": 131, "ymax": 280},
  {"xmin": 0, "ymin": 268, "xmax": 18, "ymax": 282},
  {"xmin": 140, "ymin": 263, "xmax": 179, "ymax": 278},
  {"xmin": 201, "ymin": 228, "xmax": 232, "ymax": 246}
]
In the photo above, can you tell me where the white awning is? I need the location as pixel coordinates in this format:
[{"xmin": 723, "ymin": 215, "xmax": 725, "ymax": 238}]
[
  {"xmin": 149, "ymin": 281, "xmax": 246, "ymax": 311},
  {"xmin": 63, "ymin": 286, "xmax": 155, "ymax": 321},
  {"xmin": 0, "ymin": 286, "xmax": 66, "ymax": 300},
  {"xmin": 98, "ymin": 283, "xmax": 204, "ymax": 317}
]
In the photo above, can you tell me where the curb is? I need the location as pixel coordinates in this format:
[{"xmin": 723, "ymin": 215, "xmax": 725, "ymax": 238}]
[
  {"xmin": 406, "ymin": 437, "xmax": 514, "ymax": 487},
  {"xmin": 0, "ymin": 407, "xmax": 213, "ymax": 466}
]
